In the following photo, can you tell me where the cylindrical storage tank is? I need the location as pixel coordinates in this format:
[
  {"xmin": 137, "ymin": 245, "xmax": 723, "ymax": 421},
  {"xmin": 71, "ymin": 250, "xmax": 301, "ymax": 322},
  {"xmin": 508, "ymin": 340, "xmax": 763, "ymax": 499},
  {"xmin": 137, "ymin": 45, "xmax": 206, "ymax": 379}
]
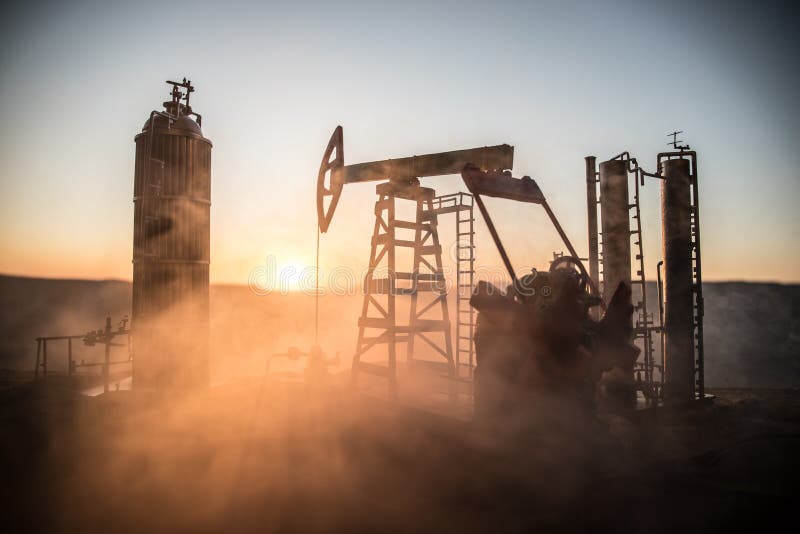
[
  {"xmin": 599, "ymin": 159, "xmax": 632, "ymax": 304},
  {"xmin": 661, "ymin": 158, "xmax": 694, "ymax": 402},
  {"xmin": 132, "ymin": 85, "xmax": 211, "ymax": 390},
  {"xmin": 598, "ymin": 158, "xmax": 635, "ymax": 406}
]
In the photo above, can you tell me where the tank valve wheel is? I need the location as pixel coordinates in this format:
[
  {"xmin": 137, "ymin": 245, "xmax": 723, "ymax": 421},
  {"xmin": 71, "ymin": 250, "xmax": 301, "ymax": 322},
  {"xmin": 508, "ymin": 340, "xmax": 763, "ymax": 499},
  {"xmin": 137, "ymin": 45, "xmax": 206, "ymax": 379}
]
[{"xmin": 317, "ymin": 125, "xmax": 344, "ymax": 233}]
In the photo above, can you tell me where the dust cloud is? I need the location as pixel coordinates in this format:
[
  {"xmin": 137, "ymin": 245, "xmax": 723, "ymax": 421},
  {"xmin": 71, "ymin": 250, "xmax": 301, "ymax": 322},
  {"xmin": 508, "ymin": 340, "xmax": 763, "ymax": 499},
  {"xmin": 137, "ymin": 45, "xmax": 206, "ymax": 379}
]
[
  {"xmin": 2, "ymin": 277, "xmax": 799, "ymax": 532},
  {"xmin": 3, "ymin": 284, "xmax": 643, "ymax": 532}
]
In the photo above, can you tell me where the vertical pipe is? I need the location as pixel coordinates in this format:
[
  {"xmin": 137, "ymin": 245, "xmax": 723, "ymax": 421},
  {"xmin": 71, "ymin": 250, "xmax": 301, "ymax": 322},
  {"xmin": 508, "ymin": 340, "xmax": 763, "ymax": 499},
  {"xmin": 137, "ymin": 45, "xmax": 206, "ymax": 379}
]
[
  {"xmin": 690, "ymin": 154, "xmax": 705, "ymax": 399},
  {"xmin": 468, "ymin": 198, "xmax": 475, "ymax": 376},
  {"xmin": 387, "ymin": 195, "xmax": 397, "ymax": 400},
  {"xmin": 661, "ymin": 158, "xmax": 695, "ymax": 402},
  {"xmin": 68, "ymin": 338, "xmax": 73, "ymax": 377},
  {"xmin": 42, "ymin": 340, "xmax": 48, "ymax": 378},
  {"xmin": 407, "ymin": 199, "xmax": 422, "ymax": 365},
  {"xmin": 585, "ymin": 156, "xmax": 600, "ymax": 313},
  {"xmin": 599, "ymin": 159, "xmax": 632, "ymax": 305},
  {"xmin": 104, "ymin": 341, "xmax": 110, "ymax": 394},
  {"xmin": 34, "ymin": 339, "xmax": 41, "ymax": 379},
  {"xmin": 104, "ymin": 317, "xmax": 111, "ymax": 394},
  {"xmin": 657, "ymin": 260, "xmax": 666, "ymax": 385}
]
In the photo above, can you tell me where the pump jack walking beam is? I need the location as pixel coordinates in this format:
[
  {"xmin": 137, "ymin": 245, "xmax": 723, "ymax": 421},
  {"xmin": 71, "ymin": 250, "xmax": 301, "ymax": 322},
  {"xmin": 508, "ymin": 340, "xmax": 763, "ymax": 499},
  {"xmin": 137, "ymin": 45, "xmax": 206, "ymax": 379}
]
[
  {"xmin": 460, "ymin": 165, "xmax": 603, "ymax": 303},
  {"xmin": 317, "ymin": 126, "xmax": 514, "ymax": 232},
  {"xmin": 316, "ymin": 125, "xmax": 599, "ymax": 300}
]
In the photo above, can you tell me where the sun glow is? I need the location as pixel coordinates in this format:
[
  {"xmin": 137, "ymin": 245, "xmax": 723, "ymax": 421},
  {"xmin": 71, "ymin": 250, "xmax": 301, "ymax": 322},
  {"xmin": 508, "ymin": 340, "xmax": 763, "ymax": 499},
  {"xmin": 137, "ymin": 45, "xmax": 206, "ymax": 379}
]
[{"xmin": 276, "ymin": 260, "xmax": 316, "ymax": 292}]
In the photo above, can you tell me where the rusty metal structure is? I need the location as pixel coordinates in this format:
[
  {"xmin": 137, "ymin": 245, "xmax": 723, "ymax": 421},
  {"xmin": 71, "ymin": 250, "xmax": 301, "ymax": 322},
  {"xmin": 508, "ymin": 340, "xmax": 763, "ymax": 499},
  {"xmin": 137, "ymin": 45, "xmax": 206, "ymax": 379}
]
[
  {"xmin": 317, "ymin": 127, "xmax": 609, "ymax": 404},
  {"xmin": 598, "ymin": 159, "xmax": 632, "ymax": 305},
  {"xmin": 132, "ymin": 79, "xmax": 211, "ymax": 390},
  {"xmin": 317, "ymin": 126, "xmax": 512, "ymax": 398},
  {"xmin": 585, "ymin": 134, "xmax": 704, "ymax": 404},
  {"xmin": 430, "ymin": 192, "xmax": 477, "ymax": 379},
  {"xmin": 460, "ymin": 166, "xmax": 629, "ymax": 417},
  {"xmin": 659, "ymin": 142, "xmax": 704, "ymax": 402},
  {"xmin": 460, "ymin": 166, "xmax": 599, "ymax": 299}
]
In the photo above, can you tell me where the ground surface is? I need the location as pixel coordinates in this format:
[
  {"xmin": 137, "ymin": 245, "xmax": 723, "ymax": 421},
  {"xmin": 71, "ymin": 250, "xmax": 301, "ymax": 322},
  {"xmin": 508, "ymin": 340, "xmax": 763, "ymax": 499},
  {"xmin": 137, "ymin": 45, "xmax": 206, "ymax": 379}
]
[
  {"xmin": 2, "ymin": 374, "xmax": 798, "ymax": 533},
  {"xmin": 2, "ymin": 275, "xmax": 798, "ymax": 532}
]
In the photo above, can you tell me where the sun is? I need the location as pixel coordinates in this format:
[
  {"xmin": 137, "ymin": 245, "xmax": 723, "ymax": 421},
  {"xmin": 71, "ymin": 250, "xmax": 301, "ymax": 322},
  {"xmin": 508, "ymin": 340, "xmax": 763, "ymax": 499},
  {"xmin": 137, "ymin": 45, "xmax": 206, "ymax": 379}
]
[{"xmin": 276, "ymin": 259, "xmax": 315, "ymax": 292}]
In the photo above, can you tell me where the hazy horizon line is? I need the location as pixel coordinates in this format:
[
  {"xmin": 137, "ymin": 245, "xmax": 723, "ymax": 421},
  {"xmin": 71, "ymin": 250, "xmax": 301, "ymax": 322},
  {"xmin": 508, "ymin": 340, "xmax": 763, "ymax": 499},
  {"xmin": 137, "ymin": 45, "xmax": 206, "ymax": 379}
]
[{"xmin": 2, "ymin": 271, "xmax": 798, "ymax": 287}]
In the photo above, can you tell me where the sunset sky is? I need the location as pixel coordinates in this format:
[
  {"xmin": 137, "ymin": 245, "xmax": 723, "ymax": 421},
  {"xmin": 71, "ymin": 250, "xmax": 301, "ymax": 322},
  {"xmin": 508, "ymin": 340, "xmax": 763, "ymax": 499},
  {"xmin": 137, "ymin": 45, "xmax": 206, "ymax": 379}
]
[{"xmin": 1, "ymin": 0, "xmax": 798, "ymax": 285}]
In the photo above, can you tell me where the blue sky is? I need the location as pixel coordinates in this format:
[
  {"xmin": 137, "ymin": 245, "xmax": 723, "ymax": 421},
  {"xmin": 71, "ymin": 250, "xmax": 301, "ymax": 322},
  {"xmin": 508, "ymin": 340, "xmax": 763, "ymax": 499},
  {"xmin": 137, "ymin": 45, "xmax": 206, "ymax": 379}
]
[{"xmin": 1, "ymin": 0, "xmax": 798, "ymax": 283}]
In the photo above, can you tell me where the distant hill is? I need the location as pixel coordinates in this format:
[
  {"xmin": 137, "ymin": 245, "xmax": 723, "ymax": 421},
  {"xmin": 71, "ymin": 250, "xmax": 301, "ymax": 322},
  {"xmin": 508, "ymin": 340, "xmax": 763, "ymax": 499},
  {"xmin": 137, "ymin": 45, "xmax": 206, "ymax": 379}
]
[
  {"xmin": 696, "ymin": 282, "xmax": 799, "ymax": 387},
  {"xmin": 1, "ymin": 274, "xmax": 797, "ymax": 388},
  {"xmin": 0, "ymin": 275, "xmax": 132, "ymax": 371}
]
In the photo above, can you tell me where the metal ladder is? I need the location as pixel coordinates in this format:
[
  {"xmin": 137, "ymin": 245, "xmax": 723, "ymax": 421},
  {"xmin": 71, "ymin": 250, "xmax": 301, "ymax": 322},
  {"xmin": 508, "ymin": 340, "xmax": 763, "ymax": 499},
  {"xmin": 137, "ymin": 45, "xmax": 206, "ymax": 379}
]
[
  {"xmin": 690, "ymin": 183, "xmax": 705, "ymax": 398},
  {"xmin": 455, "ymin": 198, "xmax": 476, "ymax": 380},
  {"xmin": 629, "ymin": 175, "xmax": 657, "ymax": 397},
  {"xmin": 429, "ymin": 192, "xmax": 476, "ymax": 380}
]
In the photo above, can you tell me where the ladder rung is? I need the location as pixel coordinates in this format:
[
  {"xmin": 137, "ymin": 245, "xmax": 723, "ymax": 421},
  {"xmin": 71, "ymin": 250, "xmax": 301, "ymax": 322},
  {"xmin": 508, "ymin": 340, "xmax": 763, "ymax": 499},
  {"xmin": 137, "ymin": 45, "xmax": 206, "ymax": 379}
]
[
  {"xmin": 394, "ymin": 272, "xmax": 443, "ymax": 281},
  {"xmin": 392, "ymin": 220, "xmax": 430, "ymax": 231},
  {"xmin": 359, "ymin": 317, "xmax": 449, "ymax": 331}
]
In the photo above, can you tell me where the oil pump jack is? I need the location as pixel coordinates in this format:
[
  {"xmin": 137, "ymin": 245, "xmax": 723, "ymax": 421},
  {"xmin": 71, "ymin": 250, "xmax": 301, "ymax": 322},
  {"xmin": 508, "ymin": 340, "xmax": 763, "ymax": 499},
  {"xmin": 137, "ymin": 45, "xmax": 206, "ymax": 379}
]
[
  {"xmin": 317, "ymin": 126, "xmax": 513, "ymax": 399},
  {"xmin": 317, "ymin": 126, "xmax": 637, "ymax": 409}
]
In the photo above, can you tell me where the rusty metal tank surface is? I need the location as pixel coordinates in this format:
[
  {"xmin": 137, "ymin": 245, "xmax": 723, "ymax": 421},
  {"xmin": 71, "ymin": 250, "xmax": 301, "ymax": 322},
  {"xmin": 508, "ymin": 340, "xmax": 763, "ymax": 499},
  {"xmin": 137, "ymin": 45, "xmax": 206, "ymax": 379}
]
[
  {"xmin": 598, "ymin": 158, "xmax": 636, "ymax": 407},
  {"xmin": 598, "ymin": 159, "xmax": 631, "ymax": 304},
  {"xmin": 132, "ymin": 80, "xmax": 211, "ymax": 390},
  {"xmin": 661, "ymin": 158, "xmax": 694, "ymax": 401}
]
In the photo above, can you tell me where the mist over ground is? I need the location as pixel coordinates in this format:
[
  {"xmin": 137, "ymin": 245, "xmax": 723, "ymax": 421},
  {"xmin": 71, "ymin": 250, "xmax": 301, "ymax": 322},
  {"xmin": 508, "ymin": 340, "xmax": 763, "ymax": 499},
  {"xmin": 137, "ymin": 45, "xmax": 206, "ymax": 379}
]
[
  {"xmin": 2, "ymin": 275, "xmax": 798, "ymax": 388},
  {"xmin": 1, "ymin": 274, "xmax": 798, "ymax": 532}
]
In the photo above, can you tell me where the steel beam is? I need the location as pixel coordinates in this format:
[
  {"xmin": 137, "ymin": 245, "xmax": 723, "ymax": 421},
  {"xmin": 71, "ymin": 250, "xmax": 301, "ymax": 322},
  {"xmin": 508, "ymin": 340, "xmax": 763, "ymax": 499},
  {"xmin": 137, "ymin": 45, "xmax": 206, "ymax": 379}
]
[{"xmin": 344, "ymin": 145, "xmax": 514, "ymax": 184}]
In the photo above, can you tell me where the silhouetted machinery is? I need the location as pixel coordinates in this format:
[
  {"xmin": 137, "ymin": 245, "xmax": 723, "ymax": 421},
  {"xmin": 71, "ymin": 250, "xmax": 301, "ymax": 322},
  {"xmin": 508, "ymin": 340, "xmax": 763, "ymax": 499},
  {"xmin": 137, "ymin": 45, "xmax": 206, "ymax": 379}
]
[
  {"xmin": 317, "ymin": 126, "xmax": 703, "ymax": 412},
  {"xmin": 132, "ymin": 79, "xmax": 211, "ymax": 390},
  {"xmin": 316, "ymin": 127, "xmax": 638, "ymax": 408},
  {"xmin": 585, "ymin": 133, "xmax": 705, "ymax": 405},
  {"xmin": 317, "ymin": 126, "xmax": 513, "ymax": 399},
  {"xmin": 460, "ymin": 166, "xmax": 639, "ymax": 414}
]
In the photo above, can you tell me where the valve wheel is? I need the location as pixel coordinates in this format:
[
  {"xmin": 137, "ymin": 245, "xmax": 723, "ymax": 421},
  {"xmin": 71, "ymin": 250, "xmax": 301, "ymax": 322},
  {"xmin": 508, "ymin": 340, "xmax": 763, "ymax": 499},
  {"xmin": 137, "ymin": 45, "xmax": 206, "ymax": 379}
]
[{"xmin": 317, "ymin": 126, "xmax": 344, "ymax": 233}]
